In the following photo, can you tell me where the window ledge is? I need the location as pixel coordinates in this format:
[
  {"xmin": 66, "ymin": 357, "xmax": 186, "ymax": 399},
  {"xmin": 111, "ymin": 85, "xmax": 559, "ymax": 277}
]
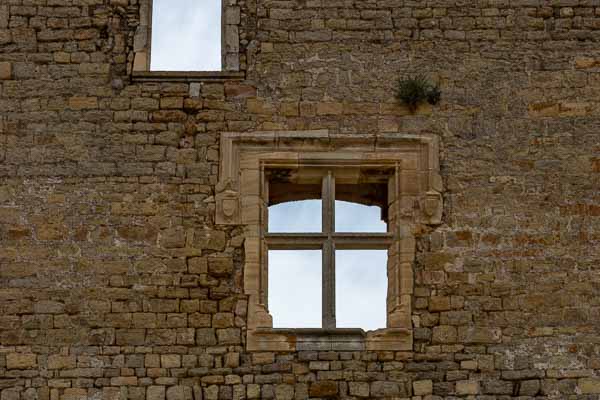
[
  {"xmin": 131, "ymin": 71, "xmax": 245, "ymax": 83},
  {"xmin": 248, "ymin": 327, "xmax": 412, "ymax": 352}
]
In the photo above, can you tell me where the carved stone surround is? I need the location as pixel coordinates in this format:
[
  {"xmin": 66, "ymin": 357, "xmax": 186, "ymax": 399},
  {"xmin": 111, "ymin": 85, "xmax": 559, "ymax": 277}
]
[
  {"xmin": 217, "ymin": 130, "xmax": 443, "ymax": 352},
  {"xmin": 132, "ymin": 0, "xmax": 241, "ymax": 73}
]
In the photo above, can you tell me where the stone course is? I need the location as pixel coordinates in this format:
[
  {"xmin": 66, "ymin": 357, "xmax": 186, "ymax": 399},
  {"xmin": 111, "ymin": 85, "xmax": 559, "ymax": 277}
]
[{"xmin": 1, "ymin": 0, "xmax": 600, "ymax": 399}]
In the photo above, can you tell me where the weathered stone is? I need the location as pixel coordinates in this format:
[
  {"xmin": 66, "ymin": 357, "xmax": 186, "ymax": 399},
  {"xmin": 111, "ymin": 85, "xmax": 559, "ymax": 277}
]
[
  {"xmin": 0, "ymin": 62, "xmax": 11, "ymax": 80},
  {"xmin": 519, "ymin": 380, "xmax": 540, "ymax": 396},
  {"xmin": 208, "ymin": 258, "xmax": 233, "ymax": 276},
  {"xmin": 309, "ymin": 381, "xmax": 337, "ymax": 398},
  {"xmin": 458, "ymin": 326, "xmax": 502, "ymax": 344},
  {"xmin": 7, "ymin": 353, "xmax": 37, "ymax": 369},
  {"xmin": 370, "ymin": 381, "xmax": 403, "ymax": 397},
  {"xmin": 166, "ymin": 386, "xmax": 191, "ymax": 400},
  {"xmin": 0, "ymin": 1, "xmax": 598, "ymax": 398},
  {"xmin": 456, "ymin": 380, "xmax": 479, "ymax": 395},
  {"xmin": 432, "ymin": 325, "xmax": 457, "ymax": 344},
  {"xmin": 413, "ymin": 380, "xmax": 432, "ymax": 395},
  {"xmin": 579, "ymin": 378, "xmax": 600, "ymax": 394},
  {"xmin": 68, "ymin": 96, "xmax": 98, "ymax": 110},
  {"xmin": 147, "ymin": 386, "xmax": 165, "ymax": 400},
  {"xmin": 47, "ymin": 355, "xmax": 76, "ymax": 370}
]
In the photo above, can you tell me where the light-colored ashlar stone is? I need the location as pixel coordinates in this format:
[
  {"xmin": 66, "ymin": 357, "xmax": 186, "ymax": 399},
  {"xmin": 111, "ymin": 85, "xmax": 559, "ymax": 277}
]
[
  {"xmin": 413, "ymin": 380, "xmax": 433, "ymax": 396},
  {"xmin": 7, "ymin": 353, "xmax": 37, "ymax": 369},
  {"xmin": 456, "ymin": 380, "xmax": 479, "ymax": 395},
  {"xmin": 579, "ymin": 378, "xmax": 600, "ymax": 394},
  {"xmin": 161, "ymin": 354, "xmax": 181, "ymax": 368}
]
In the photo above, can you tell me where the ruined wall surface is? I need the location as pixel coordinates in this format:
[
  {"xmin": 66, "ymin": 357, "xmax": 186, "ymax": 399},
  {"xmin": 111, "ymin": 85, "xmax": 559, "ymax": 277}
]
[{"xmin": 1, "ymin": 0, "xmax": 600, "ymax": 399}]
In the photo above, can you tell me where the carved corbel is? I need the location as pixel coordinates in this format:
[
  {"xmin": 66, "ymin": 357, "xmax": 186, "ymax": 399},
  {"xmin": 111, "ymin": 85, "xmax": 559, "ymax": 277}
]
[
  {"xmin": 215, "ymin": 179, "xmax": 241, "ymax": 225},
  {"xmin": 421, "ymin": 190, "xmax": 443, "ymax": 225}
]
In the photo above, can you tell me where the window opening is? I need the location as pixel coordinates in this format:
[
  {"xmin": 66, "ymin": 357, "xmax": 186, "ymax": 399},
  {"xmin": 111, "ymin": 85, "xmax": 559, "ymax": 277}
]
[
  {"xmin": 268, "ymin": 250, "xmax": 322, "ymax": 328},
  {"xmin": 265, "ymin": 168, "xmax": 392, "ymax": 330},
  {"xmin": 150, "ymin": 0, "xmax": 222, "ymax": 71},
  {"xmin": 336, "ymin": 250, "xmax": 387, "ymax": 330}
]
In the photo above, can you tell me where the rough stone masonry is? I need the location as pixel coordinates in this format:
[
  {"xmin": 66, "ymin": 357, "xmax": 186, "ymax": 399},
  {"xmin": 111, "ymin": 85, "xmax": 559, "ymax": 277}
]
[{"xmin": 1, "ymin": 0, "xmax": 600, "ymax": 399}]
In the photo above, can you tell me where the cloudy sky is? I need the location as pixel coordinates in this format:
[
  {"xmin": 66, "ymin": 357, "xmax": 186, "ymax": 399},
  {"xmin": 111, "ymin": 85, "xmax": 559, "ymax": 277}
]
[
  {"xmin": 269, "ymin": 201, "xmax": 388, "ymax": 331},
  {"xmin": 151, "ymin": 2, "xmax": 388, "ymax": 331},
  {"xmin": 151, "ymin": 0, "xmax": 221, "ymax": 71}
]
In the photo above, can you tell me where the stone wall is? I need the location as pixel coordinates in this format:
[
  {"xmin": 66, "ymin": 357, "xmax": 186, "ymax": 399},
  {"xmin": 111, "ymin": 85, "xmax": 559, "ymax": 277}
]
[{"xmin": 1, "ymin": 0, "xmax": 600, "ymax": 399}]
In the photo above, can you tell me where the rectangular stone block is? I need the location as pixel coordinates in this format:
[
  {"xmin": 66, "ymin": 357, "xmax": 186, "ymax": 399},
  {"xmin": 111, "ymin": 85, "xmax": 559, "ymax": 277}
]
[
  {"xmin": 458, "ymin": 326, "xmax": 502, "ymax": 344},
  {"xmin": 68, "ymin": 96, "xmax": 98, "ymax": 110},
  {"xmin": 0, "ymin": 62, "xmax": 11, "ymax": 80},
  {"xmin": 456, "ymin": 380, "xmax": 479, "ymax": 395},
  {"xmin": 47, "ymin": 355, "xmax": 76, "ymax": 370},
  {"xmin": 7, "ymin": 353, "xmax": 37, "ymax": 369},
  {"xmin": 413, "ymin": 380, "xmax": 432, "ymax": 395},
  {"xmin": 579, "ymin": 378, "xmax": 600, "ymax": 394},
  {"xmin": 147, "ymin": 386, "xmax": 165, "ymax": 400},
  {"xmin": 0, "ymin": 6, "xmax": 8, "ymax": 29}
]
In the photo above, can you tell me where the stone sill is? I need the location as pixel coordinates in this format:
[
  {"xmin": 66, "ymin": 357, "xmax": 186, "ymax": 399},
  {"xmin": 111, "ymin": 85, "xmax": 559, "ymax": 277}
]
[
  {"xmin": 248, "ymin": 328, "xmax": 412, "ymax": 352},
  {"xmin": 131, "ymin": 71, "xmax": 245, "ymax": 83}
]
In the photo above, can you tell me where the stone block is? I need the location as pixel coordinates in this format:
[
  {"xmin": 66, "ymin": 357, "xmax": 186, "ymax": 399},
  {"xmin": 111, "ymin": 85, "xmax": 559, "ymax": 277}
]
[
  {"xmin": 370, "ymin": 381, "xmax": 403, "ymax": 397},
  {"xmin": 47, "ymin": 355, "xmax": 76, "ymax": 370},
  {"xmin": 68, "ymin": 96, "xmax": 98, "ymax": 110},
  {"xmin": 519, "ymin": 380, "xmax": 540, "ymax": 396},
  {"xmin": 159, "ymin": 227, "xmax": 186, "ymax": 248},
  {"xmin": 309, "ymin": 381, "xmax": 337, "ymax": 398},
  {"xmin": 579, "ymin": 378, "xmax": 600, "ymax": 394},
  {"xmin": 458, "ymin": 326, "xmax": 502, "ymax": 344},
  {"xmin": 456, "ymin": 380, "xmax": 479, "ymax": 395},
  {"xmin": 147, "ymin": 386, "xmax": 165, "ymax": 400},
  {"xmin": 208, "ymin": 258, "xmax": 233, "ymax": 276},
  {"xmin": 196, "ymin": 328, "xmax": 217, "ymax": 346},
  {"xmin": 102, "ymin": 387, "xmax": 121, "ymax": 400},
  {"xmin": 166, "ymin": 386, "xmax": 191, "ymax": 400},
  {"xmin": 429, "ymin": 296, "xmax": 452, "ymax": 312},
  {"xmin": 274, "ymin": 385, "xmax": 294, "ymax": 400},
  {"xmin": 348, "ymin": 382, "xmax": 369, "ymax": 397},
  {"xmin": 216, "ymin": 328, "xmax": 240, "ymax": 344},
  {"xmin": 0, "ymin": 6, "xmax": 7, "ymax": 29},
  {"xmin": 0, "ymin": 62, "xmax": 11, "ymax": 80},
  {"xmin": 432, "ymin": 325, "xmax": 457, "ymax": 343},
  {"xmin": 316, "ymin": 102, "xmax": 343, "ymax": 115},
  {"xmin": 413, "ymin": 380, "xmax": 433, "ymax": 395},
  {"xmin": 7, "ymin": 353, "xmax": 37, "ymax": 369},
  {"xmin": 1, "ymin": 389, "xmax": 19, "ymax": 400},
  {"xmin": 247, "ymin": 384, "xmax": 260, "ymax": 399},
  {"xmin": 161, "ymin": 354, "xmax": 181, "ymax": 369}
]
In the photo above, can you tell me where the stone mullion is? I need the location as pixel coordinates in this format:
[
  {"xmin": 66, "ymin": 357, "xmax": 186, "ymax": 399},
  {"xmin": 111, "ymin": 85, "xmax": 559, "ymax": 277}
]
[{"xmin": 322, "ymin": 172, "xmax": 336, "ymax": 329}]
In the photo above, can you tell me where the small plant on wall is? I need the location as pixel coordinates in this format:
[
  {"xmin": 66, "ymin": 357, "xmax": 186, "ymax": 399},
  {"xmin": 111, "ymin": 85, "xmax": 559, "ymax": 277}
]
[{"xmin": 395, "ymin": 74, "xmax": 441, "ymax": 113}]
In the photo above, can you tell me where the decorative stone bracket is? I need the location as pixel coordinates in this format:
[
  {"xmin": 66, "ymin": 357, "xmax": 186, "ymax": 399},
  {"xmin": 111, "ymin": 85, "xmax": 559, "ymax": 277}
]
[
  {"xmin": 215, "ymin": 179, "xmax": 240, "ymax": 225},
  {"xmin": 421, "ymin": 190, "xmax": 443, "ymax": 225}
]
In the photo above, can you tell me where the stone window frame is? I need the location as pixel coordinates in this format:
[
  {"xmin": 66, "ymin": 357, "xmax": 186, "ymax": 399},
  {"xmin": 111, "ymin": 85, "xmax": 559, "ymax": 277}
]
[
  {"xmin": 131, "ymin": 0, "xmax": 241, "ymax": 76},
  {"xmin": 216, "ymin": 130, "xmax": 443, "ymax": 352}
]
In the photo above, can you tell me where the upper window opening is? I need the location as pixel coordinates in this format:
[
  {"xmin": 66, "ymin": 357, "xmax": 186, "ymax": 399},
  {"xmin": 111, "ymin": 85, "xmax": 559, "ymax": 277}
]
[
  {"xmin": 150, "ymin": 0, "xmax": 221, "ymax": 71},
  {"xmin": 150, "ymin": 0, "xmax": 222, "ymax": 71},
  {"xmin": 267, "ymin": 169, "xmax": 323, "ymax": 233}
]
